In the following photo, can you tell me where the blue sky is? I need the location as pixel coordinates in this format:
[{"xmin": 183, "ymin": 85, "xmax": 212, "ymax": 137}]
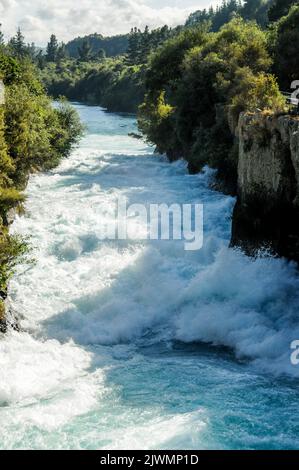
[{"xmin": 0, "ymin": 0, "xmax": 221, "ymax": 45}]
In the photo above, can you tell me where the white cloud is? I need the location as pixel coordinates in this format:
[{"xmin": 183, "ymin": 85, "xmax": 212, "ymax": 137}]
[{"xmin": 0, "ymin": 0, "xmax": 221, "ymax": 45}]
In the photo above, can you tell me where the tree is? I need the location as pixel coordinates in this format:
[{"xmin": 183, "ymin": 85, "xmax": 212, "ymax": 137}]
[
  {"xmin": 126, "ymin": 27, "xmax": 141, "ymax": 65},
  {"xmin": 46, "ymin": 34, "xmax": 59, "ymax": 62},
  {"xmin": 27, "ymin": 42, "xmax": 38, "ymax": 61},
  {"xmin": 0, "ymin": 109, "xmax": 14, "ymax": 188},
  {"xmin": 77, "ymin": 39, "xmax": 92, "ymax": 62},
  {"xmin": 228, "ymin": 70, "xmax": 285, "ymax": 128},
  {"xmin": 36, "ymin": 50, "xmax": 46, "ymax": 69},
  {"xmin": 186, "ymin": 9, "xmax": 212, "ymax": 27},
  {"xmin": 268, "ymin": 0, "xmax": 297, "ymax": 22},
  {"xmin": 56, "ymin": 43, "xmax": 67, "ymax": 63},
  {"xmin": 95, "ymin": 48, "xmax": 106, "ymax": 61},
  {"xmin": 0, "ymin": 24, "xmax": 4, "ymax": 46},
  {"xmin": 242, "ymin": 0, "xmax": 270, "ymax": 26},
  {"xmin": 0, "ymin": 54, "xmax": 21, "ymax": 84},
  {"xmin": 139, "ymin": 26, "xmax": 151, "ymax": 64},
  {"xmin": 9, "ymin": 28, "xmax": 27, "ymax": 58},
  {"xmin": 273, "ymin": 5, "xmax": 299, "ymax": 89},
  {"xmin": 139, "ymin": 17, "xmax": 273, "ymax": 175}
]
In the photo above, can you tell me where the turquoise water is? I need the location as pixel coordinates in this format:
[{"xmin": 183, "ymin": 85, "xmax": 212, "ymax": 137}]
[{"xmin": 0, "ymin": 104, "xmax": 299, "ymax": 449}]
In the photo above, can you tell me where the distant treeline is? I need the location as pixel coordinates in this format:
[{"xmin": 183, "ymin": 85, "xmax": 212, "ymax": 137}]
[{"xmin": 65, "ymin": 33, "xmax": 129, "ymax": 59}]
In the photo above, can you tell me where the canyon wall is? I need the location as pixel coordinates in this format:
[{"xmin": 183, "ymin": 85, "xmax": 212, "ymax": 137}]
[{"xmin": 231, "ymin": 112, "xmax": 299, "ymax": 262}]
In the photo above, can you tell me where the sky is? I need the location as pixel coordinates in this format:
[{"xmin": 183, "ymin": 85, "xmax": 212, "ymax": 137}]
[{"xmin": 0, "ymin": 0, "xmax": 222, "ymax": 45}]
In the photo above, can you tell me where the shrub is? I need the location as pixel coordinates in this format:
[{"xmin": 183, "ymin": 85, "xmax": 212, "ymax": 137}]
[
  {"xmin": 228, "ymin": 70, "xmax": 286, "ymax": 130},
  {"xmin": 272, "ymin": 5, "xmax": 299, "ymax": 89},
  {"xmin": 0, "ymin": 232, "xmax": 31, "ymax": 293}
]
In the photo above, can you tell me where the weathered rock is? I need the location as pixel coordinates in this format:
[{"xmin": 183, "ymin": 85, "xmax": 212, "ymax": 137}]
[
  {"xmin": 5, "ymin": 207, "xmax": 17, "ymax": 225},
  {"xmin": 231, "ymin": 112, "xmax": 299, "ymax": 262}
]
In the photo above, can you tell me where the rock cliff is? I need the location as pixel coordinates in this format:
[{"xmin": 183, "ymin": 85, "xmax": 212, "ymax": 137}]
[{"xmin": 231, "ymin": 112, "xmax": 299, "ymax": 262}]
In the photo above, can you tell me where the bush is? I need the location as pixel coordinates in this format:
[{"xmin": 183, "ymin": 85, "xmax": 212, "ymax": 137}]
[
  {"xmin": 272, "ymin": 5, "xmax": 299, "ymax": 89},
  {"xmin": 228, "ymin": 70, "xmax": 286, "ymax": 130},
  {"xmin": 0, "ymin": 231, "xmax": 31, "ymax": 293},
  {"xmin": 139, "ymin": 17, "xmax": 275, "ymax": 176}
]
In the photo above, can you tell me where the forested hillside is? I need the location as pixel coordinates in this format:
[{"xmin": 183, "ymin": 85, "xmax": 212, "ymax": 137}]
[
  {"xmin": 65, "ymin": 33, "xmax": 129, "ymax": 59},
  {"xmin": 38, "ymin": 25, "xmax": 176, "ymax": 112}
]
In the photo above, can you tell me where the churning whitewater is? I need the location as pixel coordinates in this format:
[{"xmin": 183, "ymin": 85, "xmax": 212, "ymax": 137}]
[{"xmin": 0, "ymin": 104, "xmax": 299, "ymax": 450}]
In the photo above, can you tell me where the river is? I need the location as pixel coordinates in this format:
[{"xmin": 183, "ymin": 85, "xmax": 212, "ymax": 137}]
[{"xmin": 0, "ymin": 104, "xmax": 299, "ymax": 449}]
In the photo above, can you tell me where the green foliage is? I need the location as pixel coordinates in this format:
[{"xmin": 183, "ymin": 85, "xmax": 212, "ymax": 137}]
[
  {"xmin": 50, "ymin": 100, "xmax": 84, "ymax": 161},
  {"xmin": 272, "ymin": 5, "xmax": 299, "ymax": 89},
  {"xmin": 0, "ymin": 109, "xmax": 14, "ymax": 186},
  {"xmin": 5, "ymin": 84, "xmax": 57, "ymax": 182},
  {"xmin": 78, "ymin": 39, "xmax": 93, "ymax": 62},
  {"xmin": 4, "ymin": 84, "xmax": 83, "ymax": 182},
  {"xmin": 242, "ymin": 0, "xmax": 271, "ymax": 26},
  {"xmin": 40, "ymin": 57, "xmax": 145, "ymax": 113},
  {"xmin": 0, "ymin": 23, "xmax": 4, "ymax": 46},
  {"xmin": 126, "ymin": 28, "xmax": 141, "ymax": 65},
  {"xmin": 228, "ymin": 70, "xmax": 285, "ymax": 128},
  {"xmin": 8, "ymin": 28, "xmax": 27, "ymax": 58},
  {"xmin": 126, "ymin": 25, "xmax": 172, "ymax": 66},
  {"xmin": 66, "ymin": 33, "xmax": 129, "ymax": 59},
  {"xmin": 0, "ymin": 188, "xmax": 25, "ymax": 220},
  {"xmin": 139, "ymin": 17, "xmax": 276, "ymax": 177},
  {"xmin": 138, "ymin": 91, "xmax": 177, "ymax": 154},
  {"xmin": 46, "ymin": 34, "xmax": 59, "ymax": 62},
  {"xmin": 0, "ymin": 231, "xmax": 31, "ymax": 293},
  {"xmin": 268, "ymin": 0, "xmax": 297, "ymax": 22},
  {"xmin": 185, "ymin": 0, "xmax": 272, "ymax": 31},
  {"xmin": 0, "ymin": 53, "xmax": 21, "ymax": 84},
  {"xmin": 101, "ymin": 64, "xmax": 145, "ymax": 112},
  {"xmin": 145, "ymin": 27, "xmax": 209, "ymax": 93}
]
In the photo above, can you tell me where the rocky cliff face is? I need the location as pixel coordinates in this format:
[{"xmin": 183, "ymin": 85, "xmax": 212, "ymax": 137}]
[{"xmin": 231, "ymin": 112, "xmax": 299, "ymax": 262}]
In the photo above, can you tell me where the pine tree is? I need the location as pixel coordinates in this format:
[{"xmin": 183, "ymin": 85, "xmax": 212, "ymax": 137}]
[
  {"xmin": 159, "ymin": 25, "xmax": 170, "ymax": 45},
  {"xmin": 27, "ymin": 42, "xmax": 37, "ymax": 61},
  {"xmin": 95, "ymin": 48, "xmax": 106, "ymax": 61},
  {"xmin": 15, "ymin": 28, "xmax": 25, "ymax": 56},
  {"xmin": 126, "ymin": 27, "xmax": 140, "ymax": 65},
  {"xmin": 268, "ymin": 0, "xmax": 297, "ymax": 22},
  {"xmin": 56, "ymin": 43, "xmax": 67, "ymax": 63},
  {"xmin": 0, "ymin": 24, "xmax": 4, "ymax": 46},
  {"xmin": 36, "ymin": 50, "xmax": 46, "ymax": 69},
  {"xmin": 46, "ymin": 34, "xmax": 59, "ymax": 62},
  {"xmin": 78, "ymin": 39, "xmax": 92, "ymax": 62},
  {"xmin": 139, "ymin": 26, "xmax": 151, "ymax": 64},
  {"xmin": 9, "ymin": 28, "xmax": 26, "ymax": 58}
]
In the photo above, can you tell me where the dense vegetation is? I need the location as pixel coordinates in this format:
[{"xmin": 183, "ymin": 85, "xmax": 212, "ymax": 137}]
[
  {"xmin": 271, "ymin": 4, "xmax": 299, "ymax": 88},
  {"xmin": 186, "ymin": 0, "xmax": 271, "ymax": 29},
  {"xmin": 0, "ymin": 41, "xmax": 82, "ymax": 323},
  {"xmin": 38, "ymin": 25, "xmax": 179, "ymax": 113},
  {"xmin": 39, "ymin": 58, "xmax": 145, "ymax": 113},
  {"xmin": 138, "ymin": 18, "xmax": 284, "ymax": 186},
  {"xmin": 65, "ymin": 33, "xmax": 129, "ymax": 59},
  {"xmin": 35, "ymin": 1, "xmax": 299, "ymax": 116},
  {"xmin": 137, "ymin": 1, "xmax": 299, "ymax": 182}
]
